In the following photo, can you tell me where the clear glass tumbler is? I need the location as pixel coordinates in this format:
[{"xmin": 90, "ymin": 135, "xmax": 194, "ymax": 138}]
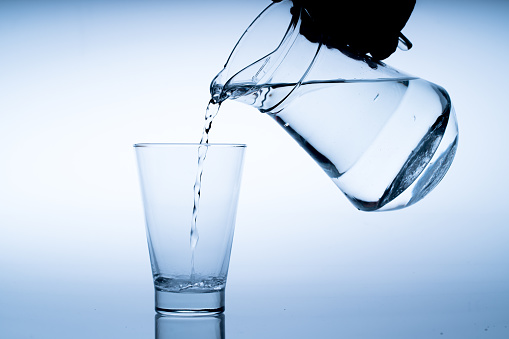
[{"xmin": 134, "ymin": 143, "xmax": 246, "ymax": 314}]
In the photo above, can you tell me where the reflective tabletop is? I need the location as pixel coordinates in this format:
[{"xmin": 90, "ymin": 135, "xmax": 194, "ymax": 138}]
[{"xmin": 2, "ymin": 267, "xmax": 508, "ymax": 338}]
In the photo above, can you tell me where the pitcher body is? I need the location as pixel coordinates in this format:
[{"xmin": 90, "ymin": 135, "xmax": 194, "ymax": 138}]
[{"xmin": 211, "ymin": 0, "xmax": 458, "ymax": 211}]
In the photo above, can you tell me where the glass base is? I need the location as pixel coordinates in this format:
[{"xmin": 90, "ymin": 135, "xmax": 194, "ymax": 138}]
[{"xmin": 155, "ymin": 289, "xmax": 225, "ymax": 315}]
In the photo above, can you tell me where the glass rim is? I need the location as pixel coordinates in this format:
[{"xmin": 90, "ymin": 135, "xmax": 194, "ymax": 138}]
[{"xmin": 134, "ymin": 143, "xmax": 247, "ymax": 148}]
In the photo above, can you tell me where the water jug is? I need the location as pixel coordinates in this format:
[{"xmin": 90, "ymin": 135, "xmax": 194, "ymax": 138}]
[{"xmin": 210, "ymin": 0, "xmax": 458, "ymax": 211}]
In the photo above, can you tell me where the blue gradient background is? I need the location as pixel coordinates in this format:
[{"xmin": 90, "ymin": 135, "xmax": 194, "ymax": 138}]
[{"xmin": 1, "ymin": 0, "xmax": 508, "ymax": 337}]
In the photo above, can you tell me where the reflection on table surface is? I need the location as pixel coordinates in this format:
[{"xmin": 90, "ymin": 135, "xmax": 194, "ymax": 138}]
[
  {"xmin": 1, "ymin": 278, "xmax": 508, "ymax": 339},
  {"xmin": 156, "ymin": 313, "xmax": 224, "ymax": 339}
]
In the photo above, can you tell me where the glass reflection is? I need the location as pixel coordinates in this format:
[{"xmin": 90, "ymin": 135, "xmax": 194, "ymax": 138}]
[{"xmin": 155, "ymin": 313, "xmax": 225, "ymax": 339}]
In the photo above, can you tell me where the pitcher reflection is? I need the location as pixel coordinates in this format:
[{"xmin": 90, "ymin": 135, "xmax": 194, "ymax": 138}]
[{"xmin": 155, "ymin": 313, "xmax": 225, "ymax": 339}]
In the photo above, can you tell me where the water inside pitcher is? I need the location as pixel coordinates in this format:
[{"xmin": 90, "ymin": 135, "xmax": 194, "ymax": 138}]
[{"xmin": 211, "ymin": 0, "xmax": 458, "ymax": 211}]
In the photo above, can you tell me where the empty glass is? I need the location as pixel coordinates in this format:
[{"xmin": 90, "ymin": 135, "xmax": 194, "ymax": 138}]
[{"xmin": 135, "ymin": 143, "xmax": 246, "ymax": 314}]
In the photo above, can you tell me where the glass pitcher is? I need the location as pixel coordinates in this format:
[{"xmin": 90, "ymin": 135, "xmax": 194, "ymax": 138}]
[{"xmin": 211, "ymin": 0, "xmax": 458, "ymax": 211}]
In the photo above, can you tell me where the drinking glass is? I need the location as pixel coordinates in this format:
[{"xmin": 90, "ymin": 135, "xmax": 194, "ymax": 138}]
[{"xmin": 135, "ymin": 143, "xmax": 246, "ymax": 314}]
